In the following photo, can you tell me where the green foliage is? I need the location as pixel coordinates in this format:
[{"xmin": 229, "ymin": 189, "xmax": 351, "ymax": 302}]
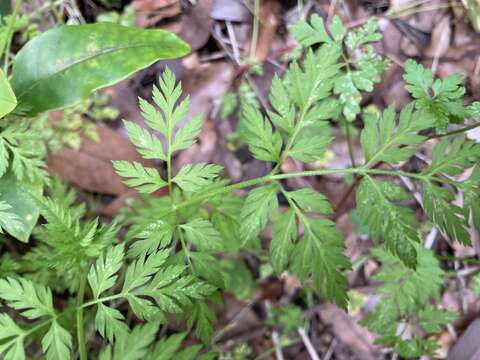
[
  {"xmin": 292, "ymin": 15, "xmax": 385, "ymax": 121},
  {"xmin": 0, "ymin": 10, "xmax": 478, "ymax": 359},
  {"xmin": 403, "ymin": 59, "xmax": 466, "ymax": 131},
  {"xmin": 11, "ymin": 23, "xmax": 191, "ymax": 115},
  {"xmin": 362, "ymin": 246, "xmax": 457, "ymax": 358},
  {"xmin": 356, "ymin": 176, "xmax": 421, "ymax": 268},
  {"xmin": 360, "ymin": 103, "xmax": 435, "ymax": 166},
  {"xmin": 0, "ymin": 69, "xmax": 16, "ymax": 118}
]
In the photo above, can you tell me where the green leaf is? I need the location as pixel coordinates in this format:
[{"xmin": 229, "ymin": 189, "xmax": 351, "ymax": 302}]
[
  {"xmin": 113, "ymin": 160, "xmax": 166, "ymax": 193},
  {"xmin": 292, "ymin": 14, "xmax": 332, "ymax": 47},
  {"xmin": 123, "ymin": 120, "xmax": 166, "ymax": 161},
  {"xmin": 11, "ymin": 23, "xmax": 190, "ymax": 115},
  {"xmin": 0, "ymin": 314, "xmax": 25, "ymax": 360},
  {"xmin": 240, "ymin": 184, "xmax": 279, "ymax": 245},
  {"xmin": 122, "ymin": 249, "xmax": 169, "ymax": 293},
  {"xmin": 270, "ymin": 209, "xmax": 296, "ymax": 274},
  {"xmin": 111, "ymin": 323, "xmax": 158, "ymax": 360},
  {"xmin": 362, "ymin": 245, "xmax": 445, "ymax": 355},
  {"xmin": 284, "ymin": 44, "xmax": 342, "ymax": 111},
  {"xmin": 171, "ymin": 115, "xmax": 203, "ymax": 153},
  {"xmin": 0, "ymin": 277, "xmax": 54, "ymax": 319},
  {"xmin": 422, "ymin": 182, "xmax": 470, "ymax": 245},
  {"xmin": 95, "ymin": 303, "xmax": 129, "ymax": 343},
  {"xmin": 0, "ymin": 200, "xmax": 21, "ymax": 235},
  {"xmin": 0, "ymin": 69, "xmax": 16, "ymax": 118},
  {"xmin": 150, "ymin": 332, "xmax": 187, "ymax": 360},
  {"xmin": 330, "ymin": 16, "xmax": 346, "ymax": 42},
  {"xmin": 268, "ymin": 75, "xmax": 295, "ymax": 135},
  {"xmin": 418, "ymin": 306, "xmax": 457, "ymax": 334},
  {"xmin": 421, "ymin": 137, "xmax": 479, "ymax": 177},
  {"xmin": 287, "ymin": 122, "xmax": 331, "ymax": 162},
  {"xmin": 239, "ymin": 104, "xmax": 282, "ymax": 162},
  {"xmin": 287, "ymin": 188, "xmax": 333, "ymax": 214},
  {"xmin": 181, "ymin": 218, "xmax": 223, "ymax": 252},
  {"xmin": 371, "ymin": 245, "xmax": 443, "ymax": 314},
  {"xmin": 356, "ymin": 176, "xmax": 420, "ymax": 268},
  {"xmin": 187, "ymin": 301, "xmax": 216, "ymax": 344},
  {"xmin": 462, "ymin": 165, "xmax": 480, "ymax": 230},
  {"xmin": 0, "ymin": 169, "xmax": 42, "ymax": 242},
  {"xmin": 88, "ymin": 244, "xmax": 124, "ymax": 299},
  {"xmin": 403, "ymin": 59, "xmax": 466, "ymax": 131},
  {"xmin": 290, "ymin": 217, "xmax": 350, "ymax": 309},
  {"xmin": 41, "ymin": 321, "xmax": 72, "ymax": 360},
  {"xmin": 128, "ymin": 221, "xmax": 174, "ymax": 257},
  {"xmin": 360, "ymin": 103, "xmax": 434, "ymax": 166},
  {"xmin": 173, "ymin": 163, "xmax": 223, "ymax": 194}
]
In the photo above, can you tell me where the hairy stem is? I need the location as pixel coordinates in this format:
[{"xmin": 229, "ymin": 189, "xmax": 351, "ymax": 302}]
[{"xmin": 76, "ymin": 273, "xmax": 88, "ymax": 360}]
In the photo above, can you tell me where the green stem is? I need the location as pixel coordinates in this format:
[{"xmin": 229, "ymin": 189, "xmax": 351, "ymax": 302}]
[
  {"xmin": 76, "ymin": 274, "xmax": 88, "ymax": 360},
  {"xmin": 344, "ymin": 120, "xmax": 357, "ymax": 167},
  {"xmin": 178, "ymin": 227, "xmax": 194, "ymax": 272},
  {"xmin": 428, "ymin": 122, "xmax": 480, "ymax": 139},
  {"xmin": 170, "ymin": 167, "xmax": 456, "ymax": 216},
  {"xmin": 249, "ymin": 0, "xmax": 260, "ymax": 60},
  {"xmin": 2, "ymin": 0, "xmax": 22, "ymax": 73}
]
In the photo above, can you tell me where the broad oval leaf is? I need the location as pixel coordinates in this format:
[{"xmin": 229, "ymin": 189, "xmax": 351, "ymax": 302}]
[
  {"xmin": 11, "ymin": 23, "xmax": 190, "ymax": 115},
  {"xmin": 0, "ymin": 69, "xmax": 17, "ymax": 118},
  {"xmin": 0, "ymin": 170, "xmax": 42, "ymax": 242}
]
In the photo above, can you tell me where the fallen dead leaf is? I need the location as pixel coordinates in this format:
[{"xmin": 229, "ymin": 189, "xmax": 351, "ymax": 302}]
[
  {"xmin": 132, "ymin": 0, "xmax": 181, "ymax": 27},
  {"xmin": 317, "ymin": 304, "xmax": 380, "ymax": 360},
  {"xmin": 48, "ymin": 124, "xmax": 158, "ymax": 196}
]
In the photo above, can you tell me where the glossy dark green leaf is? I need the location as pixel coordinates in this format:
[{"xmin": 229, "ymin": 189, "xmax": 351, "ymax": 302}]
[
  {"xmin": 0, "ymin": 69, "xmax": 17, "ymax": 118},
  {"xmin": 0, "ymin": 170, "xmax": 42, "ymax": 242},
  {"xmin": 11, "ymin": 23, "xmax": 190, "ymax": 115}
]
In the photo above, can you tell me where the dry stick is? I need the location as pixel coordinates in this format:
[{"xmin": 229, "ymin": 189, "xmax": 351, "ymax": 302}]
[
  {"xmin": 323, "ymin": 338, "xmax": 338, "ymax": 360},
  {"xmin": 265, "ymin": 300, "xmax": 285, "ymax": 360},
  {"xmin": 298, "ymin": 327, "xmax": 321, "ymax": 360}
]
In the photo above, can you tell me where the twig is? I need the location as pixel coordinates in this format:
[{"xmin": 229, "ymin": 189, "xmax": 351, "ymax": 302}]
[
  {"xmin": 298, "ymin": 327, "xmax": 320, "ymax": 360},
  {"xmin": 272, "ymin": 331, "xmax": 285, "ymax": 360},
  {"xmin": 323, "ymin": 338, "xmax": 338, "ymax": 360}
]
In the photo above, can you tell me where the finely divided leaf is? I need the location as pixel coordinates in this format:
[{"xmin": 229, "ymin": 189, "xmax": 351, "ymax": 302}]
[
  {"xmin": 292, "ymin": 14, "xmax": 332, "ymax": 47},
  {"xmin": 95, "ymin": 303, "xmax": 129, "ymax": 343},
  {"xmin": 113, "ymin": 160, "xmax": 166, "ymax": 193},
  {"xmin": 88, "ymin": 244, "xmax": 124, "ymax": 299},
  {"xmin": 0, "ymin": 277, "xmax": 55, "ymax": 319},
  {"xmin": 360, "ymin": 103, "xmax": 434, "ymax": 166},
  {"xmin": 290, "ymin": 217, "xmax": 350, "ymax": 309},
  {"xmin": 287, "ymin": 122, "xmax": 331, "ymax": 163},
  {"xmin": 422, "ymin": 182, "xmax": 470, "ymax": 245},
  {"xmin": 41, "ymin": 321, "xmax": 72, "ymax": 360},
  {"xmin": 356, "ymin": 177, "xmax": 420, "ymax": 268},
  {"xmin": 239, "ymin": 104, "xmax": 282, "ymax": 162},
  {"xmin": 123, "ymin": 121, "xmax": 166, "ymax": 160},
  {"xmin": 0, "ymin": 314, "xmax": 25, "ymax": 360},
  {"xmin": 240, "ymin": 184, "xmax": 279, "ymax": 245},
  {"xmin": 128, "ymin": 221, "xmax": 174, "ymax": 257},
  {"xmin": 173, "ymin": 163, "xmax": 223, "ymax": 193},
  {"xmin": 288, "ymin": 188, "xmax": 333, "ymax": 214},
  {"xmin": 422, "ymin": 137, "xmax": 480, "ymax": 177},
  {"xmin": 403, "ymin": 59, "xmax": 466, "ymax": 131},
  {"xmin": 270, "ymin": 209, "xmax": 296, "ymax": 274},
  {"xmin": 171, "ymin": 115, "xmax": 203, "ymax": 153},
  {"xmin": 181, "ymin": 219, "xmax": 223, "ymax": 252}
]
